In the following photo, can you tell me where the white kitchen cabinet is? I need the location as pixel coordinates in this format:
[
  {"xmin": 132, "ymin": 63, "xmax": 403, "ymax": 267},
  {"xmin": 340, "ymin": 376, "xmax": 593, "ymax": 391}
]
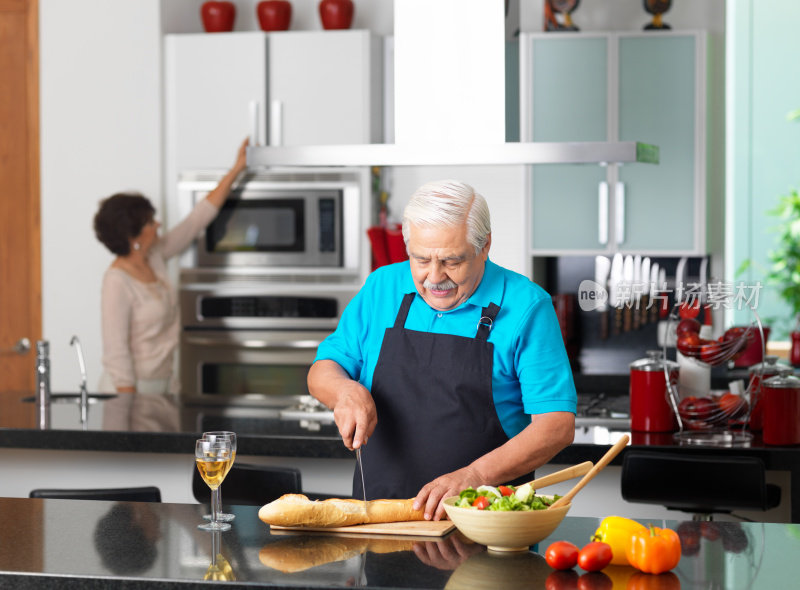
[
  {"xmin": 522, "ymin": 31, "xmax": 706, "ymax": 256},
  {"xmin": 165, "ymin": 30, "xmax": 383, "ymax": 172}
]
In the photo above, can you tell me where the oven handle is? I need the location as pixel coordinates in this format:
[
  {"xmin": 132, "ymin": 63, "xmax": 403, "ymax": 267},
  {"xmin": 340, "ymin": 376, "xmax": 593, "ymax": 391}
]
[{"xmin": 183, "ymin": 335, "xmax": 324, "ymax": 350}]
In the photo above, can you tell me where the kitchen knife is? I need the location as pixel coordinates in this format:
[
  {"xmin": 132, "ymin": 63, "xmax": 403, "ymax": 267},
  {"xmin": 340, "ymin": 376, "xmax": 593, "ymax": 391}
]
[
  {"xmin": 632, "ymin": 255, "xmax": 642, "ymax": 330},
  {"xmin": 649, "ymin": 262, "xmax": 660, "ymax": 324},
  {"xmin": 594, "ymin": 256, "xmax": 611, "ymax": 340},
  {"xmin": 640, "ymin": 257, "xmax": 651, "ymax": 327},
  {"xmin": 622, "ymin": 255, "xmax": 634, "ymax": 332},
  {"xmin": 609, "ymin": 253, "xmax": 623, "ymax": 335},
  {"xmin": 356, "ymin": 447, "xmax": 368, "ymax": 510},
  {"xmin": 699, "ymin": 255, "xmax": 713, "ymax": 334},
  {"xmin": 675, "ymin": 256, "xmax": 688, "ymax": 305}
]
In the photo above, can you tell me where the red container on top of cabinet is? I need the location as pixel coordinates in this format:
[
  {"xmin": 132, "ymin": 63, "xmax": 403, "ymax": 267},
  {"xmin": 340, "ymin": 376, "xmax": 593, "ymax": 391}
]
[
  {"xmin": 319, "ymin": 0, "xmax": 354, "ymax": 30},
  {"xmin": 201, "ymin": 1, "xmax": 236, "ymax": 33},
  {"xmin": 257, "ymin": 1, "xmax": 292, "ymax": 32}
]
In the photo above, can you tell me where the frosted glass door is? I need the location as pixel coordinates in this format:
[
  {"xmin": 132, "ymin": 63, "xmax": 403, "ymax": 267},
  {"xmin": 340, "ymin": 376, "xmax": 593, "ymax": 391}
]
[
  {"xmin": 617, "ymin": 34, "xmax": 699, "ymax": 253},
  {"xmin": 529, "ymin": 36, "xmax": 610, "ymax": 252}
]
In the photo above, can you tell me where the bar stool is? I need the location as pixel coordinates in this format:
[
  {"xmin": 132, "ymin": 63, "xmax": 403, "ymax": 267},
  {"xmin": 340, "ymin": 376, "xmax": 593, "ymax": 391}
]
[
  {"xmin": 620, "ymin": 450, "xmax": 781, "ymax": 520},
  {"xmin": 192, "ymin": 463, "xmax": 303, "ymax": 506}
]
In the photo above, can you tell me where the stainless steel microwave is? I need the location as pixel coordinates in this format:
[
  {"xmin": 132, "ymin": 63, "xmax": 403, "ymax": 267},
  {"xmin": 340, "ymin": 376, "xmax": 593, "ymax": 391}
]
[{"xmin": 177, "ymin": 169, "xmax": 367, "ymax": 274}]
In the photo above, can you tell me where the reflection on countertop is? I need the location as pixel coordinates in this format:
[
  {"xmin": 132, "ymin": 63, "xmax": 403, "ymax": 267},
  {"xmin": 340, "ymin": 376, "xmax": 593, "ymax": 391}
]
[{"xmin": 3, "ymin": 497, "xmax": 796, "ymax": 589}]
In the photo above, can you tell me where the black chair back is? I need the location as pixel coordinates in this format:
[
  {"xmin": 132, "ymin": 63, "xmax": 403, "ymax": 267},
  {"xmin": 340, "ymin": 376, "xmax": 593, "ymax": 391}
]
[
  {"xmin": 29, "ymin": 486, "xmax": 162, "ymax": 503},
  {"xmin": 621, "ymin": 450, "xmax": 780, "ymax": 515},
  {"xmin": 192, "ymin": 462, "xmax": 302, "ymax": 506}
]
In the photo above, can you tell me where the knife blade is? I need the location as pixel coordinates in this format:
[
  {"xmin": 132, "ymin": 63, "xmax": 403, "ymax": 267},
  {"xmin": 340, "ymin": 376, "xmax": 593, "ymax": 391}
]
[
  {"xmin": 355, "ymin": 447, "xmax": 367, "ymax": 510},
  {"xmin": 640, "ymin": 257, "xmax": 651, "ymax": 327}
]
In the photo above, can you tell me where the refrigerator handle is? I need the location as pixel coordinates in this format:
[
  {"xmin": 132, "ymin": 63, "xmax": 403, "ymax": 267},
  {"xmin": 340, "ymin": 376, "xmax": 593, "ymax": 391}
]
[
  {"xmin": 598, "ymin": 181, "xmax": 609, "ymax": 246},
  {"xmin": 615, "ymin": 181, "xmax": 625, "ymax": 245}
]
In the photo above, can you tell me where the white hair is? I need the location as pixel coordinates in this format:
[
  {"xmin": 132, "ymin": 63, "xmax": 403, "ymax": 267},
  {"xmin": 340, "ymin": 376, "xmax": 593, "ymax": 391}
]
[{"xmin": 401, "ymin": 180, "xmax": 491, "ymax": 255}]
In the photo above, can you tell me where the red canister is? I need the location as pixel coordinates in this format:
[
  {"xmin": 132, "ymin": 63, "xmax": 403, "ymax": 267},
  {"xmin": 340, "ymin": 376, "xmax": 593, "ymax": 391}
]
[
  {"xmin": 748, "ymin": 356, "xmax": 793, "ymax": 431},
  {"xmin": 630, "ymin": 351, "xmax": 679, "ymax": 432},
  {"xmin": 761, "ymin": 374, "xmax": 800, "ymax": 445}
]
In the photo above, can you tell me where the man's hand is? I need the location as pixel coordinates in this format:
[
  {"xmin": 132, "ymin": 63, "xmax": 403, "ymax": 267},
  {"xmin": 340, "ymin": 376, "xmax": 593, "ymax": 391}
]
[
  {"xmin": 411, "ymin": 534, "xmax": 483, "ymax": 570},
  {"xmin": 308, "ymin": 360, "xmax": 377, "ymax": 450},
  {"xmin": 412, "ymin": 464, "xmax": 484, "ymax": 521},
  {"xmin": 332, "ymin": 381, "xmax": 377, "ymax": 450}
]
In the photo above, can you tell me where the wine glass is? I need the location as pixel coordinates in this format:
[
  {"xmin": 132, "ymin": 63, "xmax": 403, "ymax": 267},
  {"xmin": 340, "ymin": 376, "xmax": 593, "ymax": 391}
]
[
  {"xmin": 195, "ymin": 437, "xmax": 233, "ymax": 531},
  {"xmin": 202, "ymin": 431, "xmax": 237, "ymax": 522},
  {"xmin": 204, "ymin": 529, "xmax": 236, "ymax": 581}
]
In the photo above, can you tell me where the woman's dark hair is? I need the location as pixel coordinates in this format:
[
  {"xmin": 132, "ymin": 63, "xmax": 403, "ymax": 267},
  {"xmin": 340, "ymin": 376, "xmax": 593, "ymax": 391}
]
[{"xmin": 94, "ymin": 192, "xmax": 156, "ymax": 256}]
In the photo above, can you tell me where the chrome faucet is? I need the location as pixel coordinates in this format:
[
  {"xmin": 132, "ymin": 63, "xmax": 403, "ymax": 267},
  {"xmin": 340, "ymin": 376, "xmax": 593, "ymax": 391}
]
[
  {"xmin": 35, "ymin": 340, "xmax": 51, "ymax": 430},
  {"xmin": 70, "ymin": 335, "xmax": 89, "ymax": 430}
]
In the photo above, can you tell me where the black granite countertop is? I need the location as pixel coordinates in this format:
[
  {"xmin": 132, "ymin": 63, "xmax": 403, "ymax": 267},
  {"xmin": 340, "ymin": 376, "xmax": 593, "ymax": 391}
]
[
  {"xmin": 4, "ymin": 391, "xmax": 800, "ymax": 521},
  {"xmin": 1, "ymin": 497, "xmax": 797, "ymax": 589}
]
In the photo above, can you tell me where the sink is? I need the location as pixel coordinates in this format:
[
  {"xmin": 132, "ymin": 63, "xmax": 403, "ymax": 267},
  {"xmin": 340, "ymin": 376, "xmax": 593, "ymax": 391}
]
[{"xmin": 21, "ymin": 393, "xmax": 117, "ymax": 405}]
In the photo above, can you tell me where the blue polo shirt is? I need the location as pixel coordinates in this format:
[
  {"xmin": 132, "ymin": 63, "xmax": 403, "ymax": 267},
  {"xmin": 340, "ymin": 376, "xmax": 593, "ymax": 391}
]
[{"xmin": 315, "ymin": 259, "xmax": 577, "ymax": 438}]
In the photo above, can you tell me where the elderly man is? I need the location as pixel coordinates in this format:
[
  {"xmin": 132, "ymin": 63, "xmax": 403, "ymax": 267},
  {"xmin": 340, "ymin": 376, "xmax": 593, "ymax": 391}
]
[{"xmin": 307, "ymin": 180, "xmax": 576, "ymax": 520}]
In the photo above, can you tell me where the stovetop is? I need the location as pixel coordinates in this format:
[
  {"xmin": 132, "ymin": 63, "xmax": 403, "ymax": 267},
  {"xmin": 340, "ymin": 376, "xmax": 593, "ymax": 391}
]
[{"xmin": 575, "ymin": 393, "xmax": 630, "ymax": 429}]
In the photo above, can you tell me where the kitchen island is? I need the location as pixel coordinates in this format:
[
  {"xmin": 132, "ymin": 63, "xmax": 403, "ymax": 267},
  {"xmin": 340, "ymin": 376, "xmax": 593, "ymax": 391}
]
[
  {"xmin": 0, "ymin": 391, "xmax": 797, "ymax": 523},
  {"xmin": 1, "ymin": 496, "xmax": 797, "ymax": 589}
]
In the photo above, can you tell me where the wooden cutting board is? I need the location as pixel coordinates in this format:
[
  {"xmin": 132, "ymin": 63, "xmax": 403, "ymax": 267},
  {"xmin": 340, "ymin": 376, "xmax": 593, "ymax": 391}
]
[{"xmin": 270, "ymin": 520, "xmax": 455, "ymax": 537}]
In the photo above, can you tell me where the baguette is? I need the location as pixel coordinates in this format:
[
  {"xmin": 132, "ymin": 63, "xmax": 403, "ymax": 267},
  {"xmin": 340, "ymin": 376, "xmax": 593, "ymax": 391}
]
[
  {"xmin": 258, "ymin": 536, "xmax": 417, "ymax": 573},
  {"xmin": 259, "ymin": 536, "xmax": 370, "ymax": 572},
  {"xmin": 258, "ymin": 493, "xmax": 425, "ymax": 528}
]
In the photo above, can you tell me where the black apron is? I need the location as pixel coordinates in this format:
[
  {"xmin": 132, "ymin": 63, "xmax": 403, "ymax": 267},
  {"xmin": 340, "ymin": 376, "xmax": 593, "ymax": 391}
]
[{"xmin": 354, "ymin": 292, "xmax": 513, "ymax": 500}]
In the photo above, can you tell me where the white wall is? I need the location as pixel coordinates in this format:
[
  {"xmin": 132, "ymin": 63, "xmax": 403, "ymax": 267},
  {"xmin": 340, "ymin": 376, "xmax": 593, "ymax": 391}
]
[
  {"xmin": 39, "ymin": 0, "xmax": 726, "ymax": 392},
  {"xmin": 40, "ymin": 0, "xmax": 163, "ymax": 392}
]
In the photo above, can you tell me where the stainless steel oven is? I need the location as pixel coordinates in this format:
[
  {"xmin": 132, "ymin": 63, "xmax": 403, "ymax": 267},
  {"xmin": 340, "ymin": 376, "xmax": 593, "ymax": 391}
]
[
  {"xmin": 180, "ymin": 329, "xmax": 330, "ymax": 407},
  {"xmin": 179, "ymin": 283, "xmax": 357, "ymax": 407},
  {"xmin": 177, "ymin": 168, "xmax": 368, "ymax": 277}
]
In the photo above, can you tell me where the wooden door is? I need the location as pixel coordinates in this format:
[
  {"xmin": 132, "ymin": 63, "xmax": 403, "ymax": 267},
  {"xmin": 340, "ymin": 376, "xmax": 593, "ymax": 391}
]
[{"xmin": 0, "ymin": 0, "xmax": 41, "ymax": 428}]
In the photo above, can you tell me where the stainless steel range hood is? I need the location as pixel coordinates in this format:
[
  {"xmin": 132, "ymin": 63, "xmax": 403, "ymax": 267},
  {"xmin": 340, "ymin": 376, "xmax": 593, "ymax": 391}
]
[
  {"xmin": 246, "ymin": 1, "xmax": 659, "ymax": 168},
  {"xmin": 246, "ymin": 141, "xmax": 659, "ymax": 167}
]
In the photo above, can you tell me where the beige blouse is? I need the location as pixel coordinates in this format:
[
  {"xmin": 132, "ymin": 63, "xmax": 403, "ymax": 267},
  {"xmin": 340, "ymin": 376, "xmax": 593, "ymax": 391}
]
[{"xmin": 100, "ymin": 199, "xmax": 218, "ymax": 393}]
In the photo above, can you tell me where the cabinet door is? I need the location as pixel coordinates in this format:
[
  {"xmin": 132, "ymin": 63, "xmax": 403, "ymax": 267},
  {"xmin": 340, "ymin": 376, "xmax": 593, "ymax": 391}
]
[
  {"xmin": 166, "ymin": 32, "xmax": 267, "ymax": 170},
  {"xmin": 528, "ymin": 36, "xmax": 611, "ymax": 253},
  {"xmin": 268, "ymin": 30, "xmax": 381, "ymax": 146},
  {"xmin": 617, "ymin": 34, "xmax": 702, "ymax": 253}
]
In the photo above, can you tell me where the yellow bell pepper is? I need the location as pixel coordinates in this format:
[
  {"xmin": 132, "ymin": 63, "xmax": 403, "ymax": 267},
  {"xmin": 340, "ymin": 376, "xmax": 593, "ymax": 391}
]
[{"xmin": 592, "ymin": 515, "xmax": 647, "ymax": 566}]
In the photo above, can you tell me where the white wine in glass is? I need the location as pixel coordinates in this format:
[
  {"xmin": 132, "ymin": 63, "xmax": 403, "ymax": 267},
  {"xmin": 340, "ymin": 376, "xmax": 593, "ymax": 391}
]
[
  {"xmin": 202, "ymin": 431, "xmax": 237, "ymax": 522},
  {"xmin": 195, "ymin": 438, "xmax": 232, "ymax": 532}
]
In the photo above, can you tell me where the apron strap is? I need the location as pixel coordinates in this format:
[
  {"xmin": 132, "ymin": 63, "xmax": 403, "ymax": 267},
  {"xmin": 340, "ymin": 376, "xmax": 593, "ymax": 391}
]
[
  {"xmin": 475, "ymin": 302, "xmax": 501, "ymax": 341},
  {"xmin": 393, "ymin": 293, "xmax": 417, "ymax": 328}
]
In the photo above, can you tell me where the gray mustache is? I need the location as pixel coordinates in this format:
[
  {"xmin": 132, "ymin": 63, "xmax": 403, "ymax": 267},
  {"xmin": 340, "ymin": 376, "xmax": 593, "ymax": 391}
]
[{"xmin": 423, "ymin": 279, "xmax": 457, "ymax": 291}]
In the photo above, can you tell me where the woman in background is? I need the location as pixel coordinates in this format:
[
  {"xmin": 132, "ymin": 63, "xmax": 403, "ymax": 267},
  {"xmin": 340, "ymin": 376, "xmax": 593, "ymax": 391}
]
[{"xmin": 93, "ymin": 139, "xmax": 248, "ymax": 397}]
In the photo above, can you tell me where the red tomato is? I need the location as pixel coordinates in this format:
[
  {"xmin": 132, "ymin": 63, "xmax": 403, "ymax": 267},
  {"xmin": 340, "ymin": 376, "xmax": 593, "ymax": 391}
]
[
  {"xmin": 676, "ymin": 318, "xmax": 701, "ymax": 337},
  {"xmin": 699, "ymin": 340, "xmax": 722, "ymax": 365},
  {"xmin": 676, "ymin": 521, "xmax": 701, "ymax": 557},
  {"xmin": 719, "ymin": 392, "xmax": 747, "ymax": 419},
  {"xmin": 498, "ymin": 485, "xmax": 513, "ymax": 497},
  {"xmin": 676, "ymin": 332, "xmax": 701, "ymax": 358},
  {"xmin": 577, "ymin": 542, "xmax": 613, "ymax": 572},
  {"xmin": 471, "ymin": 496, "xmax": 489, "ymax": 510},
  {"xmin": 545, "ymin": 541, "xmax": 580, "ymax": 570},
  {"xmin": 545, "ymin": 569, "xmax": 580, "ymax": 590},
  {"xmin": 577, "ymin": 571, "xmax": 613, "ymax": 590},
  {"xmin": 701, "ymin": 521, "xmax": 722, "ymax": 542},
  {"xmin": 679, "ymin": 300, "xmax": 701, "ymax": 319},
  {"xmin": 722, "ymin": 327, "xmax": 751, "ymax": 360}
]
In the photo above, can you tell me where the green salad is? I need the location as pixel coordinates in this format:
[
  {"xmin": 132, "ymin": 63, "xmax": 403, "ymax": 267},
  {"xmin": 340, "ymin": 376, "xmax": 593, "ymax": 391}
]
[{"xmin": 455, "ymin": 483, "xmax": 561, "ymax": 511}]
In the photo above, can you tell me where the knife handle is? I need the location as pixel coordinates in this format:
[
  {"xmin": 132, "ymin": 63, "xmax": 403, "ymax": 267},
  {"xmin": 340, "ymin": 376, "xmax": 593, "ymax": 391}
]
[
  {"xmin": 640, "ymin": 294, "xmax": 650, "ymax": 326},
  {"xmin": 600, "ymin": 310, "xmax": 609, "ymax": 341}
]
